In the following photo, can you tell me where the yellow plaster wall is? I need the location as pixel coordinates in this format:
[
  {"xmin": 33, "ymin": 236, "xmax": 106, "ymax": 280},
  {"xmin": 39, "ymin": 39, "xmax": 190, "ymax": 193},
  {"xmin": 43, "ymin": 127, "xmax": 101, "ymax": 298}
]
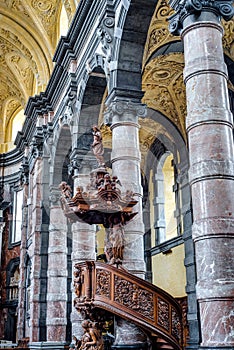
[{"xmin": 152, "ymin": 244, "xmax": 186, "ymax": 297}]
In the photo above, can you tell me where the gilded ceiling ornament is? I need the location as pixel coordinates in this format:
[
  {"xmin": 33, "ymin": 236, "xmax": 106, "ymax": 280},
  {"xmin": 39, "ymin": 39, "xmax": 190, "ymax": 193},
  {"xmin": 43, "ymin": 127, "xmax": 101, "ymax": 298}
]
[
  {"xmin": 5, "ymin": 99, "xmax": 21, "ymax": 124},
  {"xmin": 142, "ymin": 53, "xmax": 186, "ymax": 139},
  {"xmin": 143, "ymin": 0, "xmax": 175, "ymax": 67},
  {"xmin": 222, "ymin": 19, "xmax": 234, "ymax": 59},
  {"xmin": 31, "ymin": 0, "xmax": 59, "ymax": 40},
  {"xmin": 7, "ymin": 54, "xmax": 34, "ymax": 95},
  {"xmin": 4, "ymin": 0, "xmax": 30, "ymax": 17}
]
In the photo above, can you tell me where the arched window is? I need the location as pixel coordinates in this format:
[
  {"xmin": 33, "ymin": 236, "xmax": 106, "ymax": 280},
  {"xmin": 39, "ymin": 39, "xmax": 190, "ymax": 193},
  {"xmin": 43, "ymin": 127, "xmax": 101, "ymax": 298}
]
[
  {"xmin": 11, "ymin": 188, "xmax": 23, "ymax": 244},
  {"xmin": 59, "ymin": 4, "xmax": 69, "ymax": 38},
  {"xmin": 149, "ymin": 152, "xmax": 178, "ymax": 245},
  {"xmin": 4, "ymin": 108, "xmax": 25, "ymax": 152}
]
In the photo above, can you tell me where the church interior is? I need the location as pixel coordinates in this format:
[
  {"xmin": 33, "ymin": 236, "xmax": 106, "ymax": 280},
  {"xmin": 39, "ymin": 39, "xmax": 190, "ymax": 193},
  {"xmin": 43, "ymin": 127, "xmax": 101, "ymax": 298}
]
[{"xmin": 0, "ymin": 0, "xmax": 233, "ymax": 349}]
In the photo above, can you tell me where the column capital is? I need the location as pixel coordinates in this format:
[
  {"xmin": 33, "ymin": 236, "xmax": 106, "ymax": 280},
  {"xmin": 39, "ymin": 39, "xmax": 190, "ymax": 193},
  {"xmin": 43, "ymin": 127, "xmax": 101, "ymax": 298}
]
[
  {"xmin": 105, "ymin": 98, "xmax": 147, "ymax": 125},
  {"xmin": 168, "ymin": 0, "xmax": 234, "ymax": 35}
]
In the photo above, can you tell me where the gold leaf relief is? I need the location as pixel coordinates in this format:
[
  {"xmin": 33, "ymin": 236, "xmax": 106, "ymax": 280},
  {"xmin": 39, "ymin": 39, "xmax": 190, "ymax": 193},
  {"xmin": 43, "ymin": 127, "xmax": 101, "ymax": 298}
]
[
  {"xmin": 4, "ymin": 0, "xmax": 30, "ymax": 17},
  {"xmin": 7, "ymin": 54, "xmax": 34, "ymax": 95},
  {"xmin": 222, "ymin": 19, "xmax": 234, "ymax": 59},
  {"xmin": 143, "ymin": 0, "xmax": 175, "ymax": 67},
  {"xmin": 31, "ymin": 0, "xmax": 59, "ymax": 38},
  {"xmin": 5, "ymin": 99, "xmax": 21, "ymax": 125},
  {"xmin": 0, "ymin": 30, "xmax": 38, "ymax": 74},
  {"xmin": 142, "ymin": 53, "xmax": 186, "ymax": 140}
]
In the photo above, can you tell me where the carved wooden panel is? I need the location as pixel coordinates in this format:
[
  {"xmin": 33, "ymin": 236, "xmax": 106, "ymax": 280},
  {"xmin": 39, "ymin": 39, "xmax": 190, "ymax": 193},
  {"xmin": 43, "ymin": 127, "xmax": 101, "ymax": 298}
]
[
  {"xmin": 158, "ymin": 297, "xmax": 170, "ymax": 331},
  {"xmin": 114, "ymin": 275, "xmax": 154, "ymax": 320},
  {"xmin": 96, "ymin": 269, "xmax": 111, "ymax": 299}
]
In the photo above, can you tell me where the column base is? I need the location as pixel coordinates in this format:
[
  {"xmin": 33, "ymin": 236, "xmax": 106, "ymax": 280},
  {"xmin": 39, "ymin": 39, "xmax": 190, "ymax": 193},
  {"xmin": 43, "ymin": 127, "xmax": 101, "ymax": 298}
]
[{"xmin": 29, "ymin": 342, "xmax": 68, "ymax": 349}]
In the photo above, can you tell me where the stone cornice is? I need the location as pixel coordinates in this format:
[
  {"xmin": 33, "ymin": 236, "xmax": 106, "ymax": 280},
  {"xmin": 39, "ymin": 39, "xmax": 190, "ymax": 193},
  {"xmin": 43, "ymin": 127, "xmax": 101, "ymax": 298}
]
[{"xmin": 169, "ymin": 0, "xmax": 234, "ymax": 35}]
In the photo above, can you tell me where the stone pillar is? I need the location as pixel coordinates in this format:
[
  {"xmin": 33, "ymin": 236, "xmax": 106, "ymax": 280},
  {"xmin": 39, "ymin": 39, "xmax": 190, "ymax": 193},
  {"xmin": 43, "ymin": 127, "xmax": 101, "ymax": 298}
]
[
  {"xmin": 70, "ymin": 156, "xmax": 96, "ymax": 340},
  {"xmin": 45, "ymin": 187, "xmax": 68, "ymax": 347},
  {"xmin": 107, "ymin": 98, "xmax": 147, "ymax": 278},
  {"xmin": 107, "ymin": 95, "xmax": 147, "ymax": 348},
  {"xmin": 27, "ymin": 159, "xmax": 44, "ymax": 342},
  {"xmin": 169, "ymin": 2, "xmax": 234, "ymax": 349}
]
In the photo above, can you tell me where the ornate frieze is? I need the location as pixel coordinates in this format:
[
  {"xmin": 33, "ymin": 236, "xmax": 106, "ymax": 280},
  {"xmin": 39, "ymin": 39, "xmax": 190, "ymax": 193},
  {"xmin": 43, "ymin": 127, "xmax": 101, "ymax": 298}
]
[{"xmin": 169, "ymin": 0, "xmax": 234, "ymax": 35}]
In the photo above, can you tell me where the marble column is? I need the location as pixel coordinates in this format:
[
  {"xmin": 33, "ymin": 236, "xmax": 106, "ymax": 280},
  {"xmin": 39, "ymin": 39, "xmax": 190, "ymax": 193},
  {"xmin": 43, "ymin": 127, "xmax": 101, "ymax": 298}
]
[
  {"xmin": 45, "ymin": 187, "xmax": 68, "ymax": 347},
  {"xmin": 70, "ymin": 156, "xmax": 96, "ymax": 340},
  {"xmin": 27, "ymin": 159, "xmax": 44, "ymax": 342},
  {"xmin": 169, "ymin": 2, "xmax": 234, "ymax": 349},
  {"xmin": 107, "ymin": 98, "xmax": 147, "ymax": 278},
  {"xmin": 106, "ymin": 96, "xmax": 147, "ymax": 348}
]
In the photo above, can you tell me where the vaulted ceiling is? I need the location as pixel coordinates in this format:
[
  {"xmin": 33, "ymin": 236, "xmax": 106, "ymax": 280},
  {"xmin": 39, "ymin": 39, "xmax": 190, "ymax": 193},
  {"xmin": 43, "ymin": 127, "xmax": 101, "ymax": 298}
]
[{"xmin": 0, "ymin": 0, "xmax": 78, "ymax": 151}]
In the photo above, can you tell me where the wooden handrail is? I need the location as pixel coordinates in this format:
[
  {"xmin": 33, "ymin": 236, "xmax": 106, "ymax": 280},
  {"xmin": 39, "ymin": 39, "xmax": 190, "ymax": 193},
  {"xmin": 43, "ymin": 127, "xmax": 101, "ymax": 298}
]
[{"xmin": 74, "ymin": 261, "xmax": 183, "ymax": 350}]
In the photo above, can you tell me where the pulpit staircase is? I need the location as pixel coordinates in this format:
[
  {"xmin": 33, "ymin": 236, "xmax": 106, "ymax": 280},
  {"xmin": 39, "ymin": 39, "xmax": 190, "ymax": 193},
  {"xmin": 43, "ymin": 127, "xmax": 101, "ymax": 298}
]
[{"xmin": 74, "ymin": 261, "xmax": 183, "ymax": 350}]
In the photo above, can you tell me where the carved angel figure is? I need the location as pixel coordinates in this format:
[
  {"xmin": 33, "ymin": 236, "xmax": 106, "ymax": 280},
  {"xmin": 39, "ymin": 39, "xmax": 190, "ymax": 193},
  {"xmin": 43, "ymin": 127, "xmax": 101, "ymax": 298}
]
[
  {"xmin": 91, "ymin": 126, "xmax": 105, "ymax": 167},
  {"xmin": 78, "ymin": 320, "xmax": 103, "ymax": 350},
  {"xmin": 59, "ymin": 181, "xmax": 72, "ymax": 200}
]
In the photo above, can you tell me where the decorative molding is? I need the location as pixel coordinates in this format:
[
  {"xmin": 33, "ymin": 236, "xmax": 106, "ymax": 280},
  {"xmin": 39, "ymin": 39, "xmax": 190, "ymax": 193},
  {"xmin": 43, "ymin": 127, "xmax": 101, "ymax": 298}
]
[{"xmin": 168, "ymin": 0, "xmax": 234, "ymax": 35}]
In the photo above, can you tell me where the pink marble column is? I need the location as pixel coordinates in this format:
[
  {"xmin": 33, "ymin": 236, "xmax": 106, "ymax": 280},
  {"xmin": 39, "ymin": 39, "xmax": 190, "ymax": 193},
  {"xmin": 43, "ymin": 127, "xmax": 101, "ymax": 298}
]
[
  {"xmin": 27, "ymin": 160, "xmax": 44, "ymax": 342},
  {"xmin": 46, "ymin": 187, "xmax": 68, "ymax": 344},
  {"xmin": 70, "ymin": 158, "xmax": 96, "ymax": 340},
  {"xmin": 109, "ymin": 99, "xmax": 146, "ymax": 278},
  {"xmin": 17, "ymin": 184, "xmax": 28, "ymax": 340},
  {"xmin": 181, "ymin": 15, "xmax": 234, "ymax": 350}
]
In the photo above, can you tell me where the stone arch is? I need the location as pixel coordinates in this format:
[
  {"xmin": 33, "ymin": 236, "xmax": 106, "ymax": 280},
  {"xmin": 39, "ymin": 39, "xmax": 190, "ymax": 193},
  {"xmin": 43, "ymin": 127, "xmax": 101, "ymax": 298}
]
[
  {"xmin": 111, "ymin": 0, "xmax": 159, "ymax": 93},
  {"xmin": 73, "ymin": 67, "xmax": 108, "ymax": 167},
  {"xmin": 51, "ymin": 124, "xmax": 73, "ymax": 187}
]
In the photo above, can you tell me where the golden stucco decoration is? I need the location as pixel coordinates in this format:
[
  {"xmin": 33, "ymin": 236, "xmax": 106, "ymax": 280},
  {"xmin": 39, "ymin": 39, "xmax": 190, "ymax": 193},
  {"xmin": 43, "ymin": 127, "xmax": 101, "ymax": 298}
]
[{"xmin": 142, "ymin": 53, "xmax": 186, "ymax": 140}]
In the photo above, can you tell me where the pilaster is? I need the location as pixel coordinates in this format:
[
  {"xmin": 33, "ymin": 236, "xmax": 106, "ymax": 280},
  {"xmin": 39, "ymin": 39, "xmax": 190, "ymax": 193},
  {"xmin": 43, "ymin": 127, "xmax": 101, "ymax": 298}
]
[
  {"xmin": 46, "ymin": 188, "xmax": 68, "ymax": 342},
  {"xmin": 169, "ymin": 1, "xmax": 234, "ymax": 349}
]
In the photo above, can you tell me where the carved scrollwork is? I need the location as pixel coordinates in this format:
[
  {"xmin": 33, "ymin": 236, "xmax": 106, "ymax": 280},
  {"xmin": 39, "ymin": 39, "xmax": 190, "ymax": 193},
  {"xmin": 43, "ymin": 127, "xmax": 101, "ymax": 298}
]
[
  {"xmin": 114, "ymin": 276, "xmax": 154, "ymax": 319},
  {"xmin": 157, "ymin": 297, "xmax": 170, "ymax": 331}
]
